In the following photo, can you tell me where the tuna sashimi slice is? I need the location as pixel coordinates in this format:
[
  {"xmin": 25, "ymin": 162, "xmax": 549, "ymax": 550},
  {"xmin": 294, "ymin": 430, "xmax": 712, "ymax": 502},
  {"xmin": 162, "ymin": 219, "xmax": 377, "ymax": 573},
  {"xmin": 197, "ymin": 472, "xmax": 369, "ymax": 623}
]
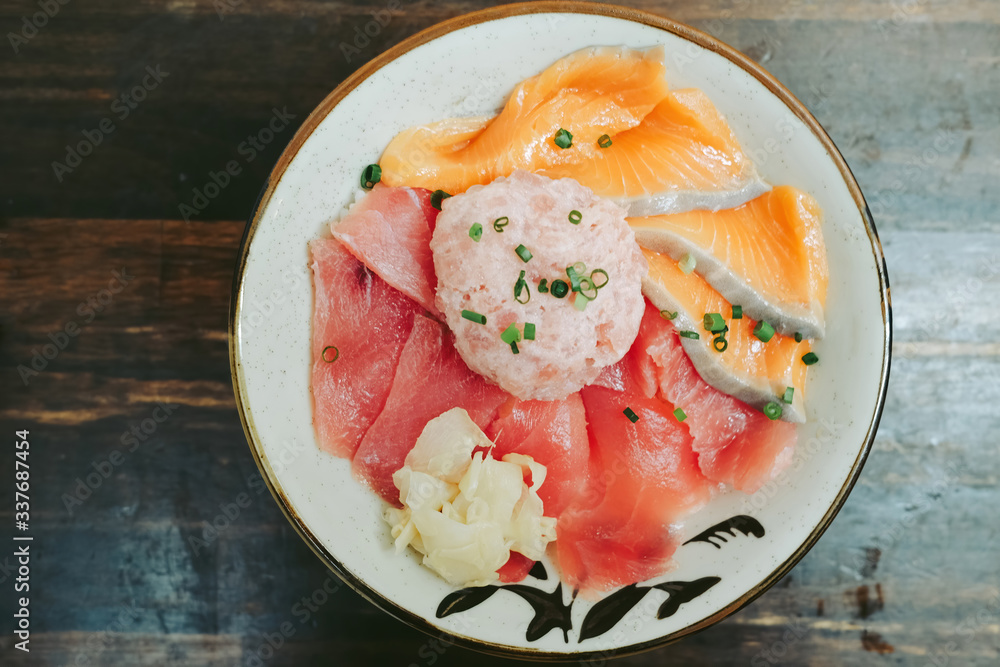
[
  {"xmin": 353, "ymin": 313, "xmax": 509, "ymax": 504},
  {"xmin": 486, "ymin": 393, "xmax": 590, "ymax": 517},
  {"xmin": 332, "ymin": 184, "xmax": 441, "ymax": 317},
  {"xmin": 497, "ymin": 551, "xmax": 535, "ymax": 583},
  {"xmin": 556, "ymin": 363, "xmax": 714, "ymax": 593},
  {"xmin": 635, "ymin": 302, "xmax": 797, "ymax": 494},
  {"xmin": 309, "ymin": 239, "xmax": 420, "ymax": 458}
]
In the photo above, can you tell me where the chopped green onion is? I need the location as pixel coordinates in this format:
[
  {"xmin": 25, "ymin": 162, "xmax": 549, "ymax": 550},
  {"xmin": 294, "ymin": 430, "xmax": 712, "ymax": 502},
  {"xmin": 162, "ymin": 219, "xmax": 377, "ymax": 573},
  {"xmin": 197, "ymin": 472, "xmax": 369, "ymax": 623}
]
[
  {"xmin": 360, "ymin": 164, "xmax": 381, "ymax": 189},
  {"xmin": 430, "ymin": 190, "xmax": 451, "ymax": 210},
  {"xmin": 782, "ymin": 387, "xmax": 794, "ymax": 404},
  {"xmin": 571, "ymin": 261, "xmax": 587, "ymax": 274},
  {"xmin": 574, "ymin": 292, "xmax": 589, "ymax": 311},
  {"xmin": 703, "ymin": 313, "xmax": 726, "ymax": 333},
  {"xmin": 763, "ymin": 402, "xmax": 783, "ymax": 420},
  {"xmin": 568, "ymin": 210, "xmax": 583, "ymax": 225},
  {"xmin": 579, "ymin": 277, "xmax": 598, "ymax": 299},
  {"xmin": 468, "ymin": 223, "xmax": 483, "ymax": 242},
  {"xmin": 461, "ymin": 310, "xmax": 486, "ymax": 325},
  {"xmin": 501, "ymin": 323, "xmax": 522, "ymax": 345},
  {"xmin": 732, "ymin": 305, "xmax": 743, "ymax": 320},
  {"xmin": 554, "ymin": 128, "xmax": 573, "ymax": 149},
  {"xmin": 753, "ymin": 320, "xmax": 775, "ymax": 343},
  {"xmin": 713, "ymin": 335, "xmax": 728, "ymax": 352},
  {"xmin": 679, "ymin": 253, "xmax": 696, "ymax": 274},
  {"xmin": 515, "ymin": 244, "xmax": 533, "ymax": 263},
  {"xmin": 514, "ymin": 270, "xmax": 530, "ymax": 304},
  {"xmin": 598, "ymin": 134, "xmax": 613, "ymax": 149},
  {"xmin": 660, "ymin": 310, "xmax": 678, "ymax": 320},
  {"xmin": 590, "ymin": 269, "xmax": 609, "ymax": 289},
  {"xmin": 679, "ymin": 330, "xmax": 700, "ymax": 340},
  {"xmin": 566, "ymin": 265, "xmax": 583, "ymax": 292},
  {"xmin": 523, "ymin": 323, "xmax": 536, "ymax": 340},
  {"xmin": 623, "ymin": 407, "xmax": 639, "ymax": 423},
  {"xmin": 510, "ymin": 341, "xmax": 520, "ymax": 355},
  {"xmin": 493, "ymin": 216, "xmax": 509, "ymax": 232},
  {"xmin": 794, "ymin": 332, "xmax": 803, "ymax": 343},
  {"xmin": 321, "ymin": 345, "xmax": 339, "ymax": 363},
  {"xmin": 802, "ymin": 352, "xmax": 819, "ymax": 365},
  {"xmin": 550, "ymin": 279, "xmax": 569, "ymax": 298},
  {"xmin": 673, "ymin": 407, "xmax": 687, "ymax": 422},
  {"xmin": 537, "ymin": 279, "xmax": 549, "ymax": 294}
]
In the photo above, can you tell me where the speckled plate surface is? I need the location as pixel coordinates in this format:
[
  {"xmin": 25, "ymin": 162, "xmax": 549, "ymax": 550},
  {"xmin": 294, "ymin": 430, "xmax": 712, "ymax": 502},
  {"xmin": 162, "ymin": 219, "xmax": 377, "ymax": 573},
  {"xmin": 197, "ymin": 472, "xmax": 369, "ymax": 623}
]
[{"xmin": 229, "ymin": 2, "xmax": 891, "ymax": 659}]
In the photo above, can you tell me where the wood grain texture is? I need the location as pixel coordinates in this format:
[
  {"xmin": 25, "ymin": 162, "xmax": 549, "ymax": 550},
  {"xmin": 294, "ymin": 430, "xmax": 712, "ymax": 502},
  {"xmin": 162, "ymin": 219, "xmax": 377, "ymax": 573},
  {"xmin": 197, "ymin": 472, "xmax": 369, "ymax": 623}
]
[{"xmin": 1, "ymin": 0, "xmax": 999, "ymax": 665}]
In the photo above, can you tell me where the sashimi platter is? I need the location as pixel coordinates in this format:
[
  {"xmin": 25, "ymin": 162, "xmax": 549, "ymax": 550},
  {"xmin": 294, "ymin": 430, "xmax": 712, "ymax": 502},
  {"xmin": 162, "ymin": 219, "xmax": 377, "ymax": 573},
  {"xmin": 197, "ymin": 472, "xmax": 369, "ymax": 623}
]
[{"xmin": 230, "ymin": 4, "xmax": 891, "ymax": 658}]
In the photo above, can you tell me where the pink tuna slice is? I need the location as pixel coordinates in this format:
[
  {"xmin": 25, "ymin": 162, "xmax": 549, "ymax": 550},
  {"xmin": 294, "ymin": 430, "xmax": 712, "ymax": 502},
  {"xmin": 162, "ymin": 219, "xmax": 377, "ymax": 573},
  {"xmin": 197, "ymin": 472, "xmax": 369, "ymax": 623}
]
[
  {"xmin": 309, "ymin": 239, "xmax": 421, "ymax": 458},
  {"xmin": 556, "ymin": 356, "xmax": 714, "ymax": 593},
  {"xmin": 486, "ymin": 393, "xmax": 590, "ymax": 518},
  {"xmin": 331, "ymin": 184, "xmax": 441, "ymax": 317},
  {"xmin": 352, "ymin": 313, "xmax": 509, "ymax": 504},
  {"xmin": 636, "ymin": 301, "xmax": 797, "ymax": 494}
]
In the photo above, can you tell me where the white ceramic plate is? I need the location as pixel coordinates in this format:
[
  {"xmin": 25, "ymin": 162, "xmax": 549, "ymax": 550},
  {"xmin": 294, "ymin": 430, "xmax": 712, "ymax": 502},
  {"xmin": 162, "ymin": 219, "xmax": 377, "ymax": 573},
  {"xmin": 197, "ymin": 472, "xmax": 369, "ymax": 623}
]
[{"xmin": 229, "ymin": 2, "xmax": 891, "ymax": 659}]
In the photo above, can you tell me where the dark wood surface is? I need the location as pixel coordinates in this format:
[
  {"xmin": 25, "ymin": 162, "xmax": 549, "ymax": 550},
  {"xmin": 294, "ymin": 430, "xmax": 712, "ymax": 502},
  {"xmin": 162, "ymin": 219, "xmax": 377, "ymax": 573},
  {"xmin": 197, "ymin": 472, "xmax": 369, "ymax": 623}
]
[{"xmin": 2, "ymin": 0, "xmax": 998, "ymax": 665}]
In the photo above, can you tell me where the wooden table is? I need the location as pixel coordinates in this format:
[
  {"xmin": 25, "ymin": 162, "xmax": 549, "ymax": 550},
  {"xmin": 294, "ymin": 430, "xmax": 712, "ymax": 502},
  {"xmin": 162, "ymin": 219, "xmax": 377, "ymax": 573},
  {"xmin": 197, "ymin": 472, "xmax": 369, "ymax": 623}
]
[{"xmin": 2, "ymin": 1, "xmax": 997, "ymax": 664}]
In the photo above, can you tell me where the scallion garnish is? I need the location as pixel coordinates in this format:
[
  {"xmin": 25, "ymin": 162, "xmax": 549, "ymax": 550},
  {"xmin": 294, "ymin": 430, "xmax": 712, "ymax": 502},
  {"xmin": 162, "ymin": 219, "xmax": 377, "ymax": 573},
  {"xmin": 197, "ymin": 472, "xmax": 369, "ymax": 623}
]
[
  {"xmin": 493, "ymin": 216, "xmax": 509, "ymax": 232},
  {"xmin": 468, "ymin": 223, "xmax": 483, "ymax": 241},
  {"xmin": 713, "ymin": 335, "xmax": 728, "ymax": 352},
  {"xmin": 623, "ymin": 407, "xmax": 639, "ymax": 423},
  {"xmin": 782, "ymin": 387, "xmax": 794, "ymax": 404},
  {"xmin": 679, "ymin": 253, "xmax": 696, "ymax": 275},
  {"xmin": 590, "ymin": 269, "xmax": 609, "ymax": 289},
  {"xmin": 461, "ymin": 310, "xmax": 486, "ymax": 325},
  {"xmin": 322, "ymin": 345, "xmax": 339, "ymax": 363},
  {"xmin": 598, "ymin": 134, "xmax": 613, "ymax": 149},
  {"xmin": 515, "ymin": 244, "xmax": 533, "ymax": 263},
  {"xmin": 660, "ymin": 310, "xmax": 678, "ymax": 320},
  {"xmin": 510, "ymin": 341, "xmax": 520, "ymax": 354},
  {"xmin": 430, "ymin": 190, "xmax": 451, "ymax": 210},
  {"xmin": 802, "ymin": 352, "xmax": 819, "ymax": 365},
  {"xmin": 501, "ymin": 323, "xmax": 522, "ymax": 345},
  {"xmin": 763, "ymin": 402, "xmax": 782, "ymax": 420},
  {"xmin": 574, "ymin": 292, "xmax": 589, "ymax": 311},
  {"xmin": 794, "ymin": 332, "xmax": 803, "ymax": 343},
  {"xmin": 703, "ymin": 313, "xmax": 726, "ymax": 333},
  {"xmin": 550, "ymin": 279, "xmax": 569, "ymax": 298},
  {"xmin": 538, "ymin": 279, "xmax": 549, "ymax": 293},
  {"xmin": 360, "ymin": 164, "xmax": 381, "ymax": 189},
  {"xmin": 524, "ymin": 322, "xmax": 536, "ymax": 340},
  {"xmin": 679, "ymin": 330, "xmax": 700, "ymax": 340},
  {"xmin": 579, "ymin": 277, "xmax": 598, "ymax": 299},
  {"xmin": 514, "ymin": 270, "xmax": 530, "ymax": 304},
  {"xmin": 753, "ymin": 320, "xmax": 775, "ymax": 343},
  {"xmin": 566, "ymin": 265, "xmax": 583, "ymax": 292},
  {"xmin": 554, "ymin": 128, "xmax": 573, "ymax": 149},
  {"xmin": 568, "ymin": 210, "xmax": 582, "ymax": 225},
  {"xmin": 673, "ymin": 407, "xmax": 687, "ymax": 422},
  {"xmin": 732, "ymin": 305, "xmax": 743, "ymax": 320}
]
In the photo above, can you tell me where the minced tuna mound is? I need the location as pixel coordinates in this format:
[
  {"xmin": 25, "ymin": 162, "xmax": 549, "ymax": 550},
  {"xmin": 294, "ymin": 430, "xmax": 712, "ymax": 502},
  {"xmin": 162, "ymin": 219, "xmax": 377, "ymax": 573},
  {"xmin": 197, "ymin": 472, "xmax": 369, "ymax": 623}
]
[{"xmin": 431, "ymin": 170, "xmax": 647, "ymax": 400}]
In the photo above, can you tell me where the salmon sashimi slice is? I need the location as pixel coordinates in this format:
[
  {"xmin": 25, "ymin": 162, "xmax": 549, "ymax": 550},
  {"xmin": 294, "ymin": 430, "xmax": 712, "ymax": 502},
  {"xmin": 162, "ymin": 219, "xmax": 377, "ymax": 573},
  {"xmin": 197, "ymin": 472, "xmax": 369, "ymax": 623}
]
[
  {"xmin": 352, "ymin": 314, "xmax": 509, "ymax": 504},
  {"xmin": 331, "ymin": 184, "xmax": 441, "ymax": 317},
  {"xmin": 379, "ymin": 46, "xmax": 671, "ymax": 194},
  {"xmin": 486, "ymin": 393, "xmax": 590, "ymax": 517},
  {"xmin": 309, "ymin": 239, "xmax": 421, "ymax": 458},
  {"xmin": 540, "ymin": 89, "xmax": 769, "ymax": 217},
  {"xmin": 635, "ymin": 301, "xmax": 797, "ymax": 493},
  {"xmin": 641, "ymin": 247, "xmax": 812, "ymax": 422},
  {"xmin": 630, "ymin": 186, "xmax": 828, "ymax": 338},
  {"xmin": 556, "ymin": 362, "xmax": 714, "ymax": 593}
]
